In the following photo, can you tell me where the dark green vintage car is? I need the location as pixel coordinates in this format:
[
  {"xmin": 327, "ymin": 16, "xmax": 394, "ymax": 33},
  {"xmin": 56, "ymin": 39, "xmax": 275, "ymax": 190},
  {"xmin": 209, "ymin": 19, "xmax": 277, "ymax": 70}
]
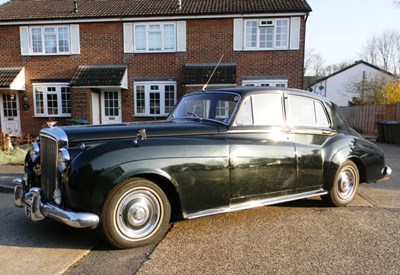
[{"xmin": 14, "ymin": 87, "xmax": 391, "ymax": 248}]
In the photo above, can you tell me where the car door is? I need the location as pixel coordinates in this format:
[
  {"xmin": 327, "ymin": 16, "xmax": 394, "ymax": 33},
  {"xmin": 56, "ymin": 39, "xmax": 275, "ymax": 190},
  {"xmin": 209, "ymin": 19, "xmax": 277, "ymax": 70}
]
[
  {"xmin": 285, "ymin": 94, "xmax": 332, "ymax": 191},
  {"xmin": 228, "ymin": 93, "xmax": 297, "ymax": 204}
]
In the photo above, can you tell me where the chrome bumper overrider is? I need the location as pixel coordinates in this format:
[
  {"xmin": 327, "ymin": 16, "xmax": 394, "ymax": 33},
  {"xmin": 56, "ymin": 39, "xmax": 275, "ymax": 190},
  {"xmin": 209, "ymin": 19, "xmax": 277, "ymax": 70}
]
[{"xmin": 13, "ymin": 178, "xmax": 99, "ymax": 229}]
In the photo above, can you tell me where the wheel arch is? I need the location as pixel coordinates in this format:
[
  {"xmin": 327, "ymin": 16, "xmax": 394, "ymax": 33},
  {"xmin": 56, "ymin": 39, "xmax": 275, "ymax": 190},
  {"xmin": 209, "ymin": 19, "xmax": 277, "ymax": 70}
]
[
  {"xmin": 91, "ymin": 167, "xmax": 183, "ymax": 221},
  {"xmin": 323, "ymin": 146, "xmax": 365, "ymax": 191}
]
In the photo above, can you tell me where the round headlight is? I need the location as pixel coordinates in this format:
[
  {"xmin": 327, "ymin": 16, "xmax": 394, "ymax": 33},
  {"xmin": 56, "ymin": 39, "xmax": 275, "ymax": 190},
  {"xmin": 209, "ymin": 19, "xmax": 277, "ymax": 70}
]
[
  {"xmin": 29, "ymin": 143, "xmax": 40, "ymax": 163},
  {"xmin": 58, "ymin": 148, "xmax": 71, "ymax": 173}
]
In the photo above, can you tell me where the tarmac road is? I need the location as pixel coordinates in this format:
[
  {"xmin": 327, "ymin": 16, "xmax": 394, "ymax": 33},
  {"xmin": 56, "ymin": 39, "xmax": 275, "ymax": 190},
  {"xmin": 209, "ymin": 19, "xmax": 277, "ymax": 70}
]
[{"xmin": 1, "ymin": 141, "xmax": 399, "ymax": 274}]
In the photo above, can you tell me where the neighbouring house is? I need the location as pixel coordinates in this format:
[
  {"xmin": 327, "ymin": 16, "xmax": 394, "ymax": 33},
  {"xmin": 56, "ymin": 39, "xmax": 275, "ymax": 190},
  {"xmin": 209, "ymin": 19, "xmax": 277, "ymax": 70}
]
[
  {"xmin": 0, "ymin": 0, "xmax": 311, "ymax": 135},
  {"xmin": 308, "ymin": 60, "xmax": 397, "ymax": 107}
]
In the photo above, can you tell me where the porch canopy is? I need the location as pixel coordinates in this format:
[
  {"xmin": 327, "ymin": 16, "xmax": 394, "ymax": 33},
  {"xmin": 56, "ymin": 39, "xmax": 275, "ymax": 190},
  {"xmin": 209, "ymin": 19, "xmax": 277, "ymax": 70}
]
[
  {"xmin": 70, "ymin": 65, "xmax": 128, "ymax": 89},
  {"xmin": 0, "ymin": 67, "xmax": 25, "ymax": 91},
  {"xmin": 183, "ymin": 63, "xmax": 236, "ymax": 86}
]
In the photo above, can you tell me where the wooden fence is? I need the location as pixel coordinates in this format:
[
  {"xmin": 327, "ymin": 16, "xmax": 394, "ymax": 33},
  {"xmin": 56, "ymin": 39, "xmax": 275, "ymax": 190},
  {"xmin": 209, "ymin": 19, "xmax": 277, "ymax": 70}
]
[{"xmin": 341, "ymin": 104, "xmax": 400, "ymax": 136}]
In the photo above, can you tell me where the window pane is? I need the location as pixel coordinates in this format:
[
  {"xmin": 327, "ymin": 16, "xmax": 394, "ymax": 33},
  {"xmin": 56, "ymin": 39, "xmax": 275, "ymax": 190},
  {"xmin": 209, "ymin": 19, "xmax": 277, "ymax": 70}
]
[
  {"xmin": 245, "ymin": 21, "xmax": 257, "ymax": 48},
  {"xmin": 236, "ymin": 97, "xmax": 253, "ymax": 126},
  {"xmin": 61, "ymin": 87, "xmax": 71, "ymax": 114},
  {"xmin": 148, "ymin": 25, "xmax": 162, "ymax": 51},
  {"xmin": 287, "ymin": 96, "xmax": 316, "ymax": 126},
  {"xmin": 164, "ymin": 24, "xmax": 175, "ymax": 50},
  {"xmin": 315, "ymin": 101, "xmax": 330, "ymax": 127},
  {"xmin": 58, "ymin": 27, "xmax": 69, "ymax": 52},
  {"xmin": 275, "ymin": 20, "xmax": 288, "ymax": 47},
  {"xmin": 164, "ymin": 85, "xmax": 175, "ymax": 113},
  {"xmin": 47, "ymin": 93, "xmax": 59, "ymax": 115},
  {"xmin": 135, "ymin": 25, "xmax": 146, "ymax": 51},
  {"xmin": 150, "ymin": 92, "xmax": 160, "ymax": 115},
  {"xmin": 31, "ymin": 28, "xmax": 42, "ymax": 53},
  {"xmin": 45, "ymin": 34, "xmax": 57, "ymax": 53},
  {"xmin": 259, "ymin": 27, "xmax": 273, "ymax": 48},
  {"xmin": 136, "ymin": 85, "xmax": 146, "ymax": 114},
  {"xmin": 252, "ymin": 94, "xmax": 283, "ymax": 125}
]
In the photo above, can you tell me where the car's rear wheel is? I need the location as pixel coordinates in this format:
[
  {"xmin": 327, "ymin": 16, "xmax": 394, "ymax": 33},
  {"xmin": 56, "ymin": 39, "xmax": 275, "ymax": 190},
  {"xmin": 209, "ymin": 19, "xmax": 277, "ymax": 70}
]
[
  {"xmin": 322, "ymin": 160, "xmax": 359, "ymax": 207},
  {"xmin": 101, "ymin": 178, "xmax": 171, "ymax": 249}
]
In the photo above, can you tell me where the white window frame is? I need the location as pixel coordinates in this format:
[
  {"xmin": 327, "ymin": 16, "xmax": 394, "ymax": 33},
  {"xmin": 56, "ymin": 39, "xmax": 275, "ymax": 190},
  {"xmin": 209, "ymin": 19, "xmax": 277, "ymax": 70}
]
[
  {"xmin": 133, "ymin": 22, "xmax": 177, "ymax": 53},
  {"xmin": 134, "ymin": 81, "xmax": 177, "ymax": 117},
  {"xmin": 32, "ymin": 83, "xmax": 72, "ymax": 117},
  {"xmin": 242, "ymin": 79, "xmax": 288, "ymax": 88},
  {"xmin": 20, "ymin": 25, "xmax": 80, "ymax": 56},
  {"xmin": 243, "ymin": 18, "xmax": 289, "ymax": 50}
]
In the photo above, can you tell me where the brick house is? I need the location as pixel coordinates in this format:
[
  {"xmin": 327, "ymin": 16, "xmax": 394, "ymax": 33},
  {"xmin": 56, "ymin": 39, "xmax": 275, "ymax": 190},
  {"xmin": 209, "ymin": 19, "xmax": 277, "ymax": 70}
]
[{"xmin": 0, "ymin": 0, "xmax": 311, "ymax": 135}]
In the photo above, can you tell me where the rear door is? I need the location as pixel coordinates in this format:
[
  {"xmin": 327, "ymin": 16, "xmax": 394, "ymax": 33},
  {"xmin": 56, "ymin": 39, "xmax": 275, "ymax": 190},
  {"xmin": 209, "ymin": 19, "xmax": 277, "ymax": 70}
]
[
  {"xmin": 229, "ymin": 93, "xmax": 297, "ymax": 204},
  {"xmin": 285, "ymin": 94, "xmax": 332, "ymax": 191}
]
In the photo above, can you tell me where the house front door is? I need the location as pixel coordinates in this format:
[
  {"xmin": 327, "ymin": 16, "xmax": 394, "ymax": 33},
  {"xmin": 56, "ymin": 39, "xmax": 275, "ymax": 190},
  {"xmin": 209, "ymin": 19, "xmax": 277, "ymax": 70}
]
[
  {"xmin": 100, "ymin": 90, "xmax": 122, "ymax": 124},
  {"xmin": 0, "ymin": 94, "xmax": 21, "ymax": 135}
]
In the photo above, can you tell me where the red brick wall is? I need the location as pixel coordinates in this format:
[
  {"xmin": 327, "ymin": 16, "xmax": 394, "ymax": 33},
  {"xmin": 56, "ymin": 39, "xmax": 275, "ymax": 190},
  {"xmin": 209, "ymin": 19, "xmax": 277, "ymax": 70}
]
[{"xmin": 0, "ymin": 17, "xmax": 306, "ymax": 134}]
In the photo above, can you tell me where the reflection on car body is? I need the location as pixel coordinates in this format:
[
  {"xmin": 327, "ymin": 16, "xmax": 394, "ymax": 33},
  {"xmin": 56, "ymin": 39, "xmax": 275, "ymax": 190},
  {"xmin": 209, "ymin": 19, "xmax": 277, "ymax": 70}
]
[{"xmin": 14, "ymin": 87, "xmax": 391, "ymax": 248}]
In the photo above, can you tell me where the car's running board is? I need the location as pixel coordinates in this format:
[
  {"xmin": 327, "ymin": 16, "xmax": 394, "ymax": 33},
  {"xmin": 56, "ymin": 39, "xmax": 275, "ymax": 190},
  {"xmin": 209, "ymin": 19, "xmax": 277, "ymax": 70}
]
[{"xmin": 186, "ymin": 189, "xmax": 328, "ymax": 219}]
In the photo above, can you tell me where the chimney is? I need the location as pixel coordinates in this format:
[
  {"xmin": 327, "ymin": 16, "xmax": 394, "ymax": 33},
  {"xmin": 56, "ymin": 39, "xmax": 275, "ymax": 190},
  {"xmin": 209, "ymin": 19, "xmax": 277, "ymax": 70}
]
[
  {"xmin": 73, "ymin": 0, "xmax": 79, "ymax": 13},
  {"xmin": 177, "ymin": 0, "xmax": 182, "ymax": 11}
]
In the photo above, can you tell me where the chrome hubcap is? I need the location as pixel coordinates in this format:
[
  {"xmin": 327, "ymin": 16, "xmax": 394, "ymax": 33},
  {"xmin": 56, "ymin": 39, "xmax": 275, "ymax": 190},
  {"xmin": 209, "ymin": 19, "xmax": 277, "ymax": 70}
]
[
  {"xmin": 116, "ymin": 189, "xmax": 162, "ymax": 240},
  {"xmin": 337, "ymin": 167, "xmax": 356, "ymax": 200}
]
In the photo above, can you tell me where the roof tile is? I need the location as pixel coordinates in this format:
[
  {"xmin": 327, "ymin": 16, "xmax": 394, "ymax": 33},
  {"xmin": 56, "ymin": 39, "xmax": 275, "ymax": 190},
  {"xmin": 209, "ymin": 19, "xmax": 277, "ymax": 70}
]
[{"xmin": 0, "ymin": 0, "xmax": 311, "ymax": 22}]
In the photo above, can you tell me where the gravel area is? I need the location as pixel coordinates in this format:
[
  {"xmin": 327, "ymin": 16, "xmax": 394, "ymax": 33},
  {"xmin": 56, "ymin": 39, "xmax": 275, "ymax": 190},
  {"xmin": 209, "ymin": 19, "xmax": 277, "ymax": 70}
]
[{"xmin": 138, "ymin": 204, "xmax": 400, "ymax": 274}]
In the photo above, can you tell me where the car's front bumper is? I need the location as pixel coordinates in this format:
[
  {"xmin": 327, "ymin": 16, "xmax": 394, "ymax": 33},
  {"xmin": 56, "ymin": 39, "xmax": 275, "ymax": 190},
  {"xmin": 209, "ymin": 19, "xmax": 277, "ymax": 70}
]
[{"xmin": 13, "ymin": 178, "xmax": 99, "ymax": 229}]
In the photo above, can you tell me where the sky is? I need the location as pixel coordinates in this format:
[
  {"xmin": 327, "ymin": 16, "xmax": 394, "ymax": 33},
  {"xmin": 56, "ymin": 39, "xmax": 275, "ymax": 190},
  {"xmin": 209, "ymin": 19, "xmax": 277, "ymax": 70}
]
[
  {"xmin": 306, "ymin": 0, "xmax": 400, "ymax": 65},
  {"xmin": 0, "ymin": 0, "xmax": 399, "ymax": 66}
]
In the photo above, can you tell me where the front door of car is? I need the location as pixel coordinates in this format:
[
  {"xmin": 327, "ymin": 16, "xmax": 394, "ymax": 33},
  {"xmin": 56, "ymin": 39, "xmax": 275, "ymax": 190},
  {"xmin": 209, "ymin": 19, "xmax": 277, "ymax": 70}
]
[{"xmin": 228, "ymin": 93, "xmax": 297, "ymax": 204}]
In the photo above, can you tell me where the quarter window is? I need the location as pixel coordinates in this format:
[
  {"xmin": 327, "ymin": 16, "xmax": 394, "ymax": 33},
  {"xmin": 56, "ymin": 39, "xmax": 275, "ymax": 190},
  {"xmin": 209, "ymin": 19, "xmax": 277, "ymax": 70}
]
[
  {"xmin": 134, "ymin": 82, "xmax": 177, "ymax": 116},
  {"xmin": 33, "ymin": 84, "xmax": 71, "ymax": 117},
  {"xmin": 244, "ymin": 19, "xmax": 289, "ymax": 50},
  {"xmin": 134, "ymin": 23, "xmax": 176, "ymax": 52}
]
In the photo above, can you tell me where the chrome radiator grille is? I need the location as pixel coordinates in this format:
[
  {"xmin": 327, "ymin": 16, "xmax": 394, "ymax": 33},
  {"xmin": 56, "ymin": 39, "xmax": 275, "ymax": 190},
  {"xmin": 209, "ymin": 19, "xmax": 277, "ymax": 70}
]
[{"xmin": 40, "ymin": 136, "xmax": 59, "ymax": 201}]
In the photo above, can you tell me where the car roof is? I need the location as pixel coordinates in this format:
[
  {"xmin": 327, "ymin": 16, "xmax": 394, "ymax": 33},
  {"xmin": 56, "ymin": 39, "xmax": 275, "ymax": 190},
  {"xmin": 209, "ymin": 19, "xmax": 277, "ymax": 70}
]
[{"xmin": 190, "ymin": 87, "xmax": 330, "ymax": 103}]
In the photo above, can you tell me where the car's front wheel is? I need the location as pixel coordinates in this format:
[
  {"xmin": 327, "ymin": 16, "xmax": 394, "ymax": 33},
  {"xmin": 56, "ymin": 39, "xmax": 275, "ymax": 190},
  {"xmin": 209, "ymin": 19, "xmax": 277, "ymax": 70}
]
[
  {"xmin": 322, "ymin": 160, "xmax": 359, "ymax": 207},
  {"xmin": 101, "ymin": 178, "xmax": 171, "ymax": 249}
]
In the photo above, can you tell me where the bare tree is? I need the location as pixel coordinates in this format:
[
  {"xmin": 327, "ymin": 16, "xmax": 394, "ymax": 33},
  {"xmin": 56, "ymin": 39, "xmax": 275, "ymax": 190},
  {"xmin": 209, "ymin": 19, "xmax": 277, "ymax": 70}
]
[
  {"xmin": 304, "ymin": 48, "xmax": 325, "ymax": 76},
  {"xmin": 359, "ymin": 30, "xmax": 400, "ymax": 74}
]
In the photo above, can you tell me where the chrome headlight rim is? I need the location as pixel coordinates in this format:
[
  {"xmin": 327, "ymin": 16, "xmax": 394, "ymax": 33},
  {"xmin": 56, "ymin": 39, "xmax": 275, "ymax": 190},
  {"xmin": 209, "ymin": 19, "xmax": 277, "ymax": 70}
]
[
  {"xmin": 29, "ymin": 143, "xmax": 40, "ymax": 163},
  {"xmin": 58, "ymin": 148, "xmax": 71, "ymax": 173}
]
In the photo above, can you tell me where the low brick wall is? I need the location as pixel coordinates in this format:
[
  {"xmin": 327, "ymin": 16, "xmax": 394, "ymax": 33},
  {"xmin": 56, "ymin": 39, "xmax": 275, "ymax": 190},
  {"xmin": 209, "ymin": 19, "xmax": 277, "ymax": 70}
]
[{"xmin": 341, "ymin": 104, "xmax": 400, "ymax": 136}]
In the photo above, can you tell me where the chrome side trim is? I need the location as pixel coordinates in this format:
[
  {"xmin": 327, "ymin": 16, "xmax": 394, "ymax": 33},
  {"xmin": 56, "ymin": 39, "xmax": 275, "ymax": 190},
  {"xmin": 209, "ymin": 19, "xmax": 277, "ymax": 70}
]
[
  {"xmin": 185, "ymin": 189, "xmax": 328, "ymax": 219},
  {"xmin": 14, "ymin": 178, "xmax": 99, "ymax": 229}
]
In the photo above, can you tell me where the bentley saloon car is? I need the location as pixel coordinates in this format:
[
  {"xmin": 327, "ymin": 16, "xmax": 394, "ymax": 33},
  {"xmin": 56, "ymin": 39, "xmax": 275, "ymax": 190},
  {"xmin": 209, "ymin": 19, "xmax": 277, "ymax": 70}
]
[{"xmin": 14, "ymin": 87, "xmax": 391, "ymax": 249}]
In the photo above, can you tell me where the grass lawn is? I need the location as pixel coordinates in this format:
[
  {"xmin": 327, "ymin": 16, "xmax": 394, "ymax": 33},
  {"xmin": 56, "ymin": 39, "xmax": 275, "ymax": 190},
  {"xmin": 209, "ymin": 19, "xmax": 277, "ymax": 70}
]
[{"xmin": 0, "ymin": 147, "xmax": 28, "ymax": 165}]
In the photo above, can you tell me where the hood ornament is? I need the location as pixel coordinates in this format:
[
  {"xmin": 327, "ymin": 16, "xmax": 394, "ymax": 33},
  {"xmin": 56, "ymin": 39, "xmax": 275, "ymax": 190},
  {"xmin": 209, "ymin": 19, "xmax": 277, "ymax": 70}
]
[
  {"xmin": 133, "ymin": 129, "xmax": 147, "ymax": 146},
  {"xmin": 47, "ymin": 121, "xmax": 57, "ymax": 128}
]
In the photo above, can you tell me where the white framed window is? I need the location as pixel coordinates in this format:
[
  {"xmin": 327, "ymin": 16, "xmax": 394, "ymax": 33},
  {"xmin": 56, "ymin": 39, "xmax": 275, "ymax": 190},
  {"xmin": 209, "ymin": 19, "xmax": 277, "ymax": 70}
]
[
  {"xmin": 20, "ymin": 25, "xmax": 80, "ymax": 56},
  {"xmin": 242, "ymin": 79, "xmax": 288, "ymax": 88},
  {"xmin": 234, "ymin": 17, "xmax": 300, "ymax": 51},
  {"xmin": 134, "ymin": 22, "xmax": 176, "ymax": 53},
  {"xmin": 124, "ymin": 21, "xmax": 186, "ymax": 53},
  {"xmin": 33, "ymin": 83, "xmax": 71, "ymax": 117},
  {"xmin": 134, "ymin": 81, "xmax": 177, "ymax": 116},
  {"xmin": 244, "ymin": 19, "xmax": 289, "ymax": 50}
]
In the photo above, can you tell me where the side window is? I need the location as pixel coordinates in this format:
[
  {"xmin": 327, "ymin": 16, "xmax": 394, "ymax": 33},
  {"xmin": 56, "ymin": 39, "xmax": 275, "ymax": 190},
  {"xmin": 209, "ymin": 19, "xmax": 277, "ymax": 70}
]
[
  {"xmin": 287, "ymin": 95, "xmax": 330, "ymax": 127},
  {"xmin": 236, "ymin": 94, "xmax": 283, "ymax": 126},
  {"xmin": 236, "ymin": 97, "xmax": 253, "ymax": 125},
  {"xmin": 315, "ymin": 101, "xmax": 330, "ymax": 127}
]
